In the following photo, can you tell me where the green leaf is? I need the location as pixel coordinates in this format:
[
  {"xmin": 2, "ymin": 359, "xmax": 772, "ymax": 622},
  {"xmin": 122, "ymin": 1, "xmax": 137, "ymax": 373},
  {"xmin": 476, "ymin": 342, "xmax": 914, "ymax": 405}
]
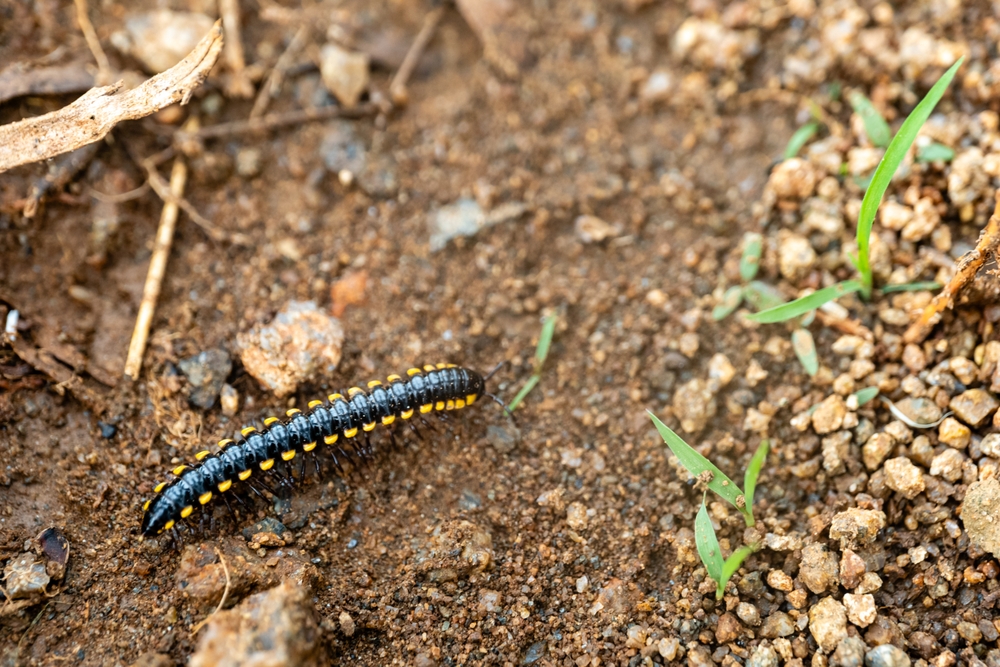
[
  {"xmin": 744, "ymin": 440, "xmax": 768, "ymax": 518},
  {"xmin": 917, "ymin": 142, "xmax": 955, "ymax": 163},
  {"xmin": 648, "ymin": 412, "xmax": 752, "ymax": 523},
  {"xmin": 784, "ymin": 122, "xmax": 820, "ymax": 160},
  {"xmin": 849, "ymin": 91, "xmax": 891, "ymax": 148},
  {"xmin": 506, "ymin": 374, "xmax": 539, "ymax": 412},
  {"xmin": 746, "ymin": 280, "xmax": 864, "ymax": 324},
  {"xmin": 712, "ymin": 286, "xmax": 744, "ymax": 321},
  {"xmin": 881, "ymin": 281, "xmax": 942, "ymax": 293},
  {"xmin": 739, "ymin": 233, "xmax": 764, "ymax": 282},
  {"xmin": 718, "ymin": 545, "xmax": 757, "ymax": 600},
  {"xmin": 535, "ymin": 313, "xmax": 557, "ymax": 370},
  {"xmin": 695, "ymin": 500, "xmax": 723, "ymax": 585},
  {"xmin": 855, "ymin": 58, "xmax": 963, "ymax": 295},
  {"xmin": 853, "ymin": 386, "xmax": 879, "ymax": 407},
  {"xmin": 791, "ymin": 329, "xmax": 819, "ymax": 376},
  {"xmin": 742, "ymin": 281, "xmax": 786, "ymax": 312}
]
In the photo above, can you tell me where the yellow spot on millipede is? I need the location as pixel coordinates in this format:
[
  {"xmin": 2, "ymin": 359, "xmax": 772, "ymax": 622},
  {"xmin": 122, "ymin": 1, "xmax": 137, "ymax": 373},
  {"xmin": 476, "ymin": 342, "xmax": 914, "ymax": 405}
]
[
  {"xmin": 407, "ymin": 368, "xmax": 421, "ymax": 376},
  {"xmin": 363, "ymin": 422, "xmax": 376, "ymax": 432},
  {"xmin": 241, "ymin": 426, "xmax": 256, "ymax": 436},
  {"xmin": 164, "ymin": 520, "xmax": 175, "ymax": 530},
  {"xmin": 387, "ymin": 374, "xmax": 402, "ymax": 382},
  {"xmin": 199, "ymin": 491, "xmax": 212, "ymax": 505},
  {"xmin": 264, "ymin": 417, "xmax": 279, "ymax": 426},
  {"xmin": 402, "ymin": 409, "xmax": 414, "ymax": 419},
  {"xmin": 344, "ymin": 427, "xmax": 358, "ymax": 438},
  {"xmin": 195, "ymin": 450, "xmax": 210, "ymax": 461},
  {"xmin": 455, "ymin": 399, "xmax": 466, "ymax": 409},
  {"xmin": 435, "ymin": 401, "xmax": 445, "ymax": 411},
  {"xmin": 329, "ymin": 393, "xmax": 344, "ymax": 402},
  {"xmin": 435, "ymin": 362, "xmax": 447, "ymax": 369},
  {"xmin": 420, "ymin": 404, "xmax": 432, "ymax": 414},
  {"xmin": 154, "ymin": 482, "xmax": 167, "ymax": 493},
  {"xmin": 348, "ymin": 387, "xmax": 364, "ymax": 396},
  {"xmin": 218, "ymin": 479, "xmax": 232, "ymax": 492},
  {"xmin": 304, "ymin": 441, "xmax": 317, "ymax": 452},
  {"xmin": 466, "ymin": 394, "xmax": 478, "ymax": 405},
  {"xmin": 446, "ymin": 400, "xmax": 455, "ymax": 410},
  {"xmin": 180, "ymin": 506, "xmax": 194, "ymax": 518},
  {"xmin": 286, "ymin": 408, "xmax": 301, "ymax": 416},
  {"xmin": 367, "ymin": 380, "xmax": 382, "ymax": 388},
  {"xmin": 260, "ymin": 459, "xmax": 274, "ymax": 471},
  {"xmin": 218, "ymin": 438, "xmax": 234, "ymax": 448},
  {"xmin": 324, "ymin": 434, "xmax": 339, "ymax": 445},
  {"xmin": 239, "ymin": 469, "xmax": 252, "ymax": 481},
  {"xmin": 308, "ymin": 400, "xmax": 323, "ymax": 409},
  {"xmin": 281, "ymin": 450, "xmax": 296, "ymax": 461},
  {"xmin": 172, "ymin": 465, "xmax": 188, "ymax": 475},
  {"xmin": 143, "ymin": 500, "xmax": 151, "ymax": 511},
  {"xmin": 382, "ymin": 415, "xmax": 395, "ymax": 425},
  {"xmin": 424, "ymin": 364, "xmax": 436, "ymax": 372}
]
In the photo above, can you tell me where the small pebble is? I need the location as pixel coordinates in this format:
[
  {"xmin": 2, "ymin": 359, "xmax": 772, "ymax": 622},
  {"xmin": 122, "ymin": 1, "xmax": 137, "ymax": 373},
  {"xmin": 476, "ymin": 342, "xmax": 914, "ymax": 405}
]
[
  {"xmin": 883, "ymin": 457, "xmax": 925, "ymax": 499},
  {"xmin": 864, "ymin": 644, "xmax": 911, "ymax": 667},
  {"xmin": 319, "ymin": 43, "xmax": 370, "ymax": 108},
  {"xmin": 843, "ymin": 593, "xmax": 876, "ymax": 627},
  {"xmin": 812, "ymin": 395, "xmax": 847, "ymax": 434},
  {"xmin": 339, "ymin": 611, "xmax": 356, "ymax": 637},
  {"xmin": 219, "ymin": 383, "xmax": 239, "ymax": 417},
  {"xmin": 962, "ymin": 478, "xmax": 1000, "ymax": 558},
  {"xmin": 937, "ymin": 417, "xmax": 971, "ymax": 449},
  {"xmin": 3, "ymin": 554, "xmax": 50, "ymax": 599},
  {"xmin": 809, "ymin": 597, "xmax": 848, "ymax": 652},
  {"xmin": 574, "ymin": 215, "xmax": 620, "ymax": 243},
  {"xmin": 949, "ymin": 389, "xmax": 999, "ymax": 427}
]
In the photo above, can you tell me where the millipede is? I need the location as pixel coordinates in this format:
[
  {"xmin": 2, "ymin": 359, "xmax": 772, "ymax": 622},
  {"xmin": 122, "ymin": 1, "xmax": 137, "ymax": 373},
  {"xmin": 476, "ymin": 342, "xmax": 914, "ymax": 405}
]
[{"xmin": 140, "ymin": 363, "xmax": 506, "ymax": 538}]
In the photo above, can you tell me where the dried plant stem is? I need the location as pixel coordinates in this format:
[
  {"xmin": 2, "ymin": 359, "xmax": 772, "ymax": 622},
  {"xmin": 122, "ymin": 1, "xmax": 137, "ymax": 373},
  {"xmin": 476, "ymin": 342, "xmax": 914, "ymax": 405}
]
[
  {"xmin": 73, "ymin": 0, "xmax": 113, "ymax": 84},
  {"xmin": 219, "ymin": 0, "xmax": 253, "ymax": 98},
  {"xmin": 124, "ymin": 156, "xmax": 187, "ymax": 380},
  {"xmin": 180, "ymin": 101, "xmax": 377, "ymax": 142},
  {"xmin": 903, "ymin": 191, "xmax": 1000, "ymax": 344},
  {"xmin": 191, "ymin": 548, "xmax": 231, "ymax": 634},
  {"xmin": 250, "ymin": 25, "xmax": 308, "ymax": 119},
  {"xmin": 389, "ymin": 6, "xmax": 445, "ymax": 106}
]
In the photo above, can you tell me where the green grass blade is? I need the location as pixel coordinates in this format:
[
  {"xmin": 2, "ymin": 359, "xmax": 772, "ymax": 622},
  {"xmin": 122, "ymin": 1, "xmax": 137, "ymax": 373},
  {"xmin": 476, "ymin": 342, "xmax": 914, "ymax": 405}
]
[
  {"xmin": 855, "ymin": 58, "xmax": 963, "ymax": 295},
  {"xmin": 648, "ymin": 412, "xmax": 750, "ymax": 520},
  {"xmin": 746, "ymin": 280, "xmax": 863, "ymax": 324},
  {"xmin": 917, "ymin": 142, "xmax": 955, "ymax": 163},
  {"xmin": 853, "ymin": 386, "xmax": 879, "ymax": 407},
  {"xmin": 739, "ymin": 233, "xmax": 764, "ymax": 282},
  {"xmin": 712, "ymin": 286, "xmax": 744, "ymax": 321},
  {"xmin": 534, "ymin": 313, "xmax": 557, "ymax": 371},
  {"xmin": 784, "ymin": 122, "xmax": 820, "ymax": 160},
  {"xmin": 743, "ymin": 440, "xmax": 769, "ymax": 517},
  {"xmin": 849, "ymin": 91, "xmax": 891, "ymax": 147},
  {"xmin": 506, "ymin": 374, "xmax": 539, "ymax": 412},
  {"xmin": 881, "ymin": 281, "xmax": 941, "ymax": 293},
  {"xmin": 718, "ymin": 545, "xmax": 757, "ymax": 600},
  {"xmin": 791, "ymin": 328, "xmax": 819, "ymax": 376},
  {"xmin": 695, "ymin": 500, "xmax": 723, "ymax": 585},
  {"xmin": 742, "ymin": 281, "xmax": 786, "ymax": 312}
]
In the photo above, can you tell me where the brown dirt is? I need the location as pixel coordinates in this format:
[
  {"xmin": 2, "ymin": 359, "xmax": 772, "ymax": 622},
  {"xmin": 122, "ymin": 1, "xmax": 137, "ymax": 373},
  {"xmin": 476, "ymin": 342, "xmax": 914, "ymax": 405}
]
[{"xmin": 2, "ymin": 1, "xmax": 1000, "ymax": 666}]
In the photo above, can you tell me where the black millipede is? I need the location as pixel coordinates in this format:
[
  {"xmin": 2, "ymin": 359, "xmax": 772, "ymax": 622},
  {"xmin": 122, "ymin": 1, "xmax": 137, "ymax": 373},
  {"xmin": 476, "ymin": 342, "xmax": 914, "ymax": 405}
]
[{"xmin": 140, "ymin": 363, "xmax": 506, "ymax": 537}]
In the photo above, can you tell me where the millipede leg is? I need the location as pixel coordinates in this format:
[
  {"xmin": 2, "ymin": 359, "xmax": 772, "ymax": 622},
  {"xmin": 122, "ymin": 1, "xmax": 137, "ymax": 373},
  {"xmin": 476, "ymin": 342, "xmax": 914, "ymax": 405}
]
[{"xmin": 221, "ymin": 493, "xmax": 239, "ymax": 525}]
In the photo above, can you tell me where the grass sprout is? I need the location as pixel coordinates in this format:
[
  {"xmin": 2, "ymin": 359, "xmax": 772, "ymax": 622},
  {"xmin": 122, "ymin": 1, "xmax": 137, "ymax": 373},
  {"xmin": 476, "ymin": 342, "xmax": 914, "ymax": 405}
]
[
  {"xmin": 739, "ymin": 232, "xmax": 763, "ymax": 282},
  {"xmin": 791, "ymin": 328, "xmax": 819, "ymax": 377},
  {"xmin": 696, "ymin": 499, "xmax": 757, "ymax": 600},
  {"xmin": 848, "ymin": 91, "xmax": 891, "ymax": 147},
  {"xmin": 917, "ymin": 142, "xmax": 955, "ymax": 163},
  {"xmin": 507, "ymin": 312, "xmax": 557, "ymax": 411},
  {"xmin": 853, "ymin": 386, "xmax": 880, "ymax": 407},
  {"xmin": 881, "ymin": 281, "xmax": 942, "ymax": 293},
  {"xmin": 747, "ymin": 280, "xmax": 863, "ymax": 323},
  {"xmin": 784, "ymin": 122, "xmax": 820, "ymax": 160}
]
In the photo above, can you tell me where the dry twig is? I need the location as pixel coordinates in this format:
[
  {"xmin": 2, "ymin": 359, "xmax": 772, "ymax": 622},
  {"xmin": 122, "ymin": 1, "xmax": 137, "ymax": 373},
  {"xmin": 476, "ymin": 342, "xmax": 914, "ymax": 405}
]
[
  {"xmin": 73, "ymin": 0, "xmax": 113, "ymax": 85},
  {"xmin": 191, "ymin": 548, "xmax": 231, "ymax": 634},
  {"xmin": 250, "ymin": 25, "xmax": 308, "ymax": 119},
  {"xmin": 0, "ymin": 21, "xmax": 223, "ymax": 173},
  {"xmin": 219, "ymin": 0, "xmax": 254, "ymax": 98},
  {"xmin": 0, "ymin": 63, "xmax": 94, "ymax": 105},
  {"xmin": 179, "ymin": 101, "xmax": 377, "ymax": 142},
  {"xmin": 903, "ymin": 191, "xmax": 1000, "ymax": 344},
  {"xmin": 22, "ymin": 142, "xmax": 102, "ymax": 218},
  {"xmin": 389, "ymin": 6, "xmax": 446, "ymax": 106},
  {"xmin": 124, "ymin": 154, "xmax": 188, "ymax": 380}
]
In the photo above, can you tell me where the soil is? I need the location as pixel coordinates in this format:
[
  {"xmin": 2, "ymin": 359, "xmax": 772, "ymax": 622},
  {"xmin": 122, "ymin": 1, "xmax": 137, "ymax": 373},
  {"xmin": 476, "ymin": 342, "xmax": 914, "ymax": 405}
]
[{"xmin": 2, "ymin": 1, "xmax": 1000, "ymax": 667}]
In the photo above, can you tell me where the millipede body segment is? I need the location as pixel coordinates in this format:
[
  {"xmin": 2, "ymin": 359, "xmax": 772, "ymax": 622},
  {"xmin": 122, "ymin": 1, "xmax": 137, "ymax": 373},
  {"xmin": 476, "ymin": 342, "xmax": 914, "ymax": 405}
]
[{"xmin": 140, "ymin": 363, "xmax": 485, "ymax": 537}]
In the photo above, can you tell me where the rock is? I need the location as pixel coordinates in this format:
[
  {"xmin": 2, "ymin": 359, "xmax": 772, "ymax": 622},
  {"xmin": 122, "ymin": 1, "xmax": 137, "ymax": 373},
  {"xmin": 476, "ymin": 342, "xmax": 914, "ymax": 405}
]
[
  {"xmin": 219, "ymin": 383, "xmax": 239, "ymax": 417},
  {"xmin": 766, "ymin": 569, "xmax": 794, "ymax": 592},
  {"xmin": 113, "ymin": 10, "xmax": 214, "ymax": 73},
  {"xmin": 950, "ymin": 389, "xmax": 999, "ymax": 427},
  {"xmin": 657, "ymin": 637, "xmax": 682, "ymax": 661},
  {"xmin": 862, "ymin": 433, "xmax": 895, "ymax": 471},
  {"xmin": 320, "ymin": 121, "xmax": 367, "ymax": 176},
  {"xmin": 3, "ymin": 554, "xmax": 50, "ymax": 599},
  {"xmin": 238, "ymin": 301, "xmax": 344, "ymax": 398},
  {"xmin": 830, "ymin": 509, "xmax": 886, "ymax": 548},
  {"xmin": 566, "ymin": 502, "xmax": 588, "ymax": 530},
  {"xmin": 235, "ymin": 147, "xmax": 262, "ymax": 178},
  {"xmin": 329, "ymin": 270, "xmax": 368, "ymax": 318},
  {"xmin": 890, "ymin": 397, "xmax": 942, "ymax": 425},
  {"xmin": 843, "ymin": 593, "xmax": 876, "ymax": 627},
  {"xmin": 832, "ymin": 636, "xmax": 867, "ymax": 667},
  {"xmin": 883, "ymin": 457, "xmax": 925, "ymax": 499},
  {"xmin": 715, "ymin": 612, "xmax": 742, "ymax": 643},
  {"xmin": 956, "ymin": 621, "xmax": 982, "ymax": 643},
  {"xmin": 746, "ymin": 644, "xmax": 779, "ymax": 667},
  {"xmin": 640, "ymin": 70, "xmax": 674, "ymax": 103},
  {"xmin": 736, "ymin": 602, "xmax": 761, "ymax": 627},
  {"xmin": 981, "ymin": 433, "xmax": 1000, "ymax": 458},
  {"xmin": 929, "ymin": 448, "xmax": 965, "ymax": 482},
  {"xmin": 761, "ymin": 611, "xmax": 796, "ymax": 638},
  {"xmin": 937, "ymin": 417, "xmax": 971, "ymax": 449},
  {"xmin": 319, "ymin": 43, "xmax": 369, "ymax": 108},
  {"xmin": 339, "ymin": 611, "xmax": 356, "ymax": 637},
  {"xmin": 813, "ymin": 395, "xmax": 847, "ymax": 434},
  {"xmin": 178, "ymin": 349, "xmax": 232, "ymax": 409},
  {"xmin": 766, "ymin": 158, "xmax": 820, "ymax": 200},
  {"xmin": 962, "ymin": 478, "xmax": 1000, "ymax": 557},
  {"xmin": 901, "ymin": 344, "xmax": 927, "ymax": 372},
  {"xmin": 588, "ymin": 577, "xmax": 637, "ymax": 621},
  {"xmin": 778, "ymin": 231, "xmax": 818, "ymax": 282},
  {"xmin": 800, "ymin": 543, "xmax": 840, "ymax": 594},
  {"xmin": 428, "ymin": 199, "xmax": 485, "ymax": 252},
  {"xmin": 707, "ymin": 353, "xmax": 736, "ymax": 389},
  {"xmin": 190, "ymin": 580, "xmax": 323, "ymax": 667},
  {"xmin": 764, "ymin": 532, "xmax": 803, "ymax": 551},
  {"xmin": 415, "ymin": 520, "xmax": 494, "ymax": 582},
  {"xmin": 574, "ymin": 215, "xmax": 619, "ymax": 243},
  {"xmin": 128, "ymin": 653, "xmax": 172, "ymax": 667},
  {"xmin": 864, "ymin": 644, "xmax": 910, "ymax": 667},
  {"xmin": 809, "ymin": 597, "xmax": 848, "ymax": 652},
  {"xmin": 854, "ymin": 572, "xmax": 883, "ymax": 594},
  {"xmin": 839, "ymin": 549, "xmax": 867, "ymax": 590},
  {"xmin": 486, "ymin": 423, "xmax": 520, "ymax": 453},
  {"xmin": 672, "ymin": 378, "xmax": 717, "ymax": 433}
]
